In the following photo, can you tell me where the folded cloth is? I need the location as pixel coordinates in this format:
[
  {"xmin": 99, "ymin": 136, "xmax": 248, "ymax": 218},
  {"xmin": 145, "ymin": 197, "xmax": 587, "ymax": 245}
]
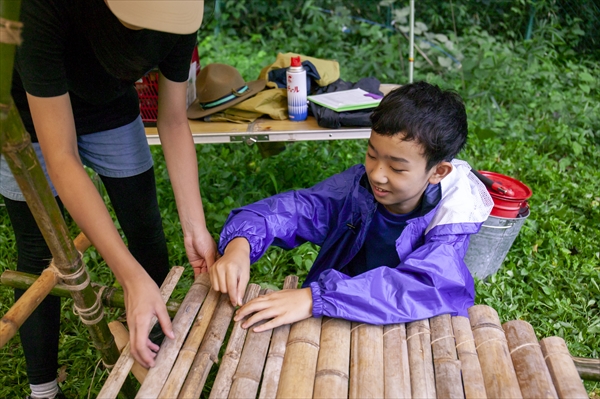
[
  {"xmin": 205, "ymin": 88, "xmax": 288, "ymax": 122},
  {"xmin": 309, "ymin": 77, "xmax": 383, "ymax": 129},
  {"xmin": 259, "ymin": 53, "xmax": 340, "ymax": 89}
]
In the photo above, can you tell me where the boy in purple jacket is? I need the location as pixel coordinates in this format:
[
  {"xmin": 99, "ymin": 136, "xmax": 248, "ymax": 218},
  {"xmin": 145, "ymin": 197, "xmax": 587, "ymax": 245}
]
[{"xmin": 209, "ymin": 81, "xmax": 493, "ymax": 332}]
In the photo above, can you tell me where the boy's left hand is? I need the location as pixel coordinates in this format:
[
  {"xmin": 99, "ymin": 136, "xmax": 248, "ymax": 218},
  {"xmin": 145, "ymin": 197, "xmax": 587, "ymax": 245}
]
[{"xmin": 234, "ymin": 288, "xmax": 313, "ymax": 332}]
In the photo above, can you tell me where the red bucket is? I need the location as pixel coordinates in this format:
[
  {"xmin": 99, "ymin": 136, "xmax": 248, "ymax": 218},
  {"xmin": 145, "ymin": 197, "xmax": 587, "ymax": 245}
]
[{"xmin": 479, "ymin": 171, "xmax": 532, "ymax": 218}]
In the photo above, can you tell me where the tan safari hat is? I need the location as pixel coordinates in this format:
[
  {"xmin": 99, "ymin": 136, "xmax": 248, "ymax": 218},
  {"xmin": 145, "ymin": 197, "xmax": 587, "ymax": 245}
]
[
  {"xmin": 187, "ymin": 63, "xmax": 266, "ymax": 119},
  {"xmin": 105, "ymin": 0, "xmax": 205, "ymax": 35}
]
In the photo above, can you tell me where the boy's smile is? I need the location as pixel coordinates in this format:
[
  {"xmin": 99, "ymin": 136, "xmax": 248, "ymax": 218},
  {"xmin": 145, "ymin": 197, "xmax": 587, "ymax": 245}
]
[{"xmin": 365, "ymin": 132, "xmax": 452, "ymax": 214}]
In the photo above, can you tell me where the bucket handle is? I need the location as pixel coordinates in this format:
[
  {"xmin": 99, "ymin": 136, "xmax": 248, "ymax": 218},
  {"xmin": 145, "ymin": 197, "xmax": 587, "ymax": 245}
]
[{"xmin": 482, "ymin": 223, "xmax": 515, "ymax": 229}]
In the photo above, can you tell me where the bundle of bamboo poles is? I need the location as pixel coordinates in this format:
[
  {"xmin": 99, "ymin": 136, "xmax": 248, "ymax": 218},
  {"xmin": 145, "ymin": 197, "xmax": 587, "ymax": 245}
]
[{"xmin": 97, "ymin": 275, "xmax": 591, "ymax": 399}]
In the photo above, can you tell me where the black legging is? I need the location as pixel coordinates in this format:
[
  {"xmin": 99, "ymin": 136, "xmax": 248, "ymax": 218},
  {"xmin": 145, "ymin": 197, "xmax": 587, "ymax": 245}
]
[{"xmin": 4, "ymin": 166, "xmax": 169, "ymax": 384}]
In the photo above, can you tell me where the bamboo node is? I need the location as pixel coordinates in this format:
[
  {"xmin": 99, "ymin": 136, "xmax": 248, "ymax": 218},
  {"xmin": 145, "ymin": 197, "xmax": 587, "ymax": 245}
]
[
  {"xmin": 430, "ymin": 334, "xmax": 455, "ymax": 345},
  {"xmin": 2, "ymin": 130, "xmax": 32, "ymax": 154},
  {"xmin": 475, "ymin": 337, "xmax": 508, "ymax": 351},
  {"xmin": 509, "ymin": 342, "xmax": 540, "ymax": 355},
  {"xmin": 315, "ymin": 369, "xmax": 349, "ymax": 380},
  {"xmin": 286, "ymin": 338, "xmax": 320, "ymax": 349},
  {"xmin": 350, "ymin": 323, "xmax": 367, "ymax": 333},
  {"xmin": 0, "ymin": 17, "xmax": 24, "ymax": 45},
  {"xmin": 232, "ymin": 372, "xmax": 261, "ymax": 383},
  {"xmin": 471, "ymin": 322, "xmax": 504, "ymax": 333}
]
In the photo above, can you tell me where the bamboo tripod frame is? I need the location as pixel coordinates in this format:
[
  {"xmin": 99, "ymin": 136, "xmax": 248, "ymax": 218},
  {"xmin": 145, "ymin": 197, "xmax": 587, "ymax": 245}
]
[{"xmin": 0, "ymin": 2, "xmax": 135, "ymax": 396}]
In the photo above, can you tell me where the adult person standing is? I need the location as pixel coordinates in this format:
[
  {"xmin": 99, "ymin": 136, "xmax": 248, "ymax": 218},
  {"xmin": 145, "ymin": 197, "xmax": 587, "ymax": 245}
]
[{"xmin": 0, "ymin": 0, "xmax": 215, "ymax": 397}]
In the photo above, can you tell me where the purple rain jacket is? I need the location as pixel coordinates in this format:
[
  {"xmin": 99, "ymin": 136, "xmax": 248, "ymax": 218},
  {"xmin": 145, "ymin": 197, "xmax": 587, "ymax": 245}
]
[{"xmin": 219, "ymin": 159, "xmax": 494, "ymax": 324}]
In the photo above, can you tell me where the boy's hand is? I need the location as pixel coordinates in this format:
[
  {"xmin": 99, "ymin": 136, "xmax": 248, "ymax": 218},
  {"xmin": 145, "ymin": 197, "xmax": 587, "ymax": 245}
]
[
  {"xmin": 234, "ymin": 288, "xmax": 313, "ymax": 332},
  {"xmin": 209, "ymin": 237, "xmax": 251, "ymax": 306}
]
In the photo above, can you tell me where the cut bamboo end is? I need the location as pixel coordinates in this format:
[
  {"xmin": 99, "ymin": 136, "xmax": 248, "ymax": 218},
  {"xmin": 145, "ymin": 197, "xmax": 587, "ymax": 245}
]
[
  {"xmin": 430, "ymin": 314, "xmax": 463, "ymax": 399},
  {"xmin": 452, "ymin": 316, "xmax": 486, "ymax": 399},
  {"xmin": 540, "ymin": 337, "xmax": 588, "ymax": 398},
  {"xmin": 108, "ymin": 321, "xmax": 148, "ymax": 384},
  {"xmin": 276, "ymin": 316, "xmax": 322, "ymax": 399},
  {"xmin": 407, "ymin": 319, "xmax": 436, "ymax": 399},
  {"xmin": 73, "ymin": 232, "xmax": 92, "ymax": 253},
  {"xmin": 314, "ymin": 317, "xmax": 351, "ymax": 399},
  {"xmin": 208, "ymin": 283, "xmax": 261, "ymax": 399},
  {"xmin": 469, "ymin": 305, "xmax": 522, "ymax": 399},
  {"xmin": 503, "ymin": 320, "xmax": 557, "ymax": 399},
  {"xmin": 350, "ymin": 323, "xmax": 384, "ymax": 399}
]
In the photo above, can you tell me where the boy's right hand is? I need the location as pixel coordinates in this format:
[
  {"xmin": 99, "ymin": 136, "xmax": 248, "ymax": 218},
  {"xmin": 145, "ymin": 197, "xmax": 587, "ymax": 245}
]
[{"xmin": 209, "ymin": 237, "xmax": 251, "ymax": 306}]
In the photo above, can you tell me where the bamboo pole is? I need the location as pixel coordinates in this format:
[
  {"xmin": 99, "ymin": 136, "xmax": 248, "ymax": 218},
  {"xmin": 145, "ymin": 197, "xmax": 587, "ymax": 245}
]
[
  {"xmin": 383, "ymin": 323, "xmax": 411, "ymax": 399},
  {"xmin": 349, "ymin": 323, "xmax": 384, "ymax": 399},
  {"xmin": 175, "ymin": 293, "xmax": 236, "ymax": 399},
  {"xmin": 108, "ymin": 321, "xmax": 148, "ymax": 384},
  {"xmin": 572, "ymin": 357, "xmax": 600, "ymax": 381},
  {"xmin": 228, "ymin": 289, "xmax": 275, "ymax": 399},
  {"xmin": 0, "ymin": 268, "xmax": 58, "ymax": 348},
  {"xmin": 430, "ymin": 314, "xmax": 463, "ymax": 399},
  {"xmin": 135, "ymin": 273, "xmax": 211, "ymax": 398},
  {"xmin": 406, "ymin": 319, "xmax": 436, "ymax": 398},
  {"xmin": 159, "ymin": 287, "xmax": 223, "ymax": 398},
  {"xmin": 540, "ymin": 337, "xmax": 588, "ymax": 398},
  {"xmin": 469, "ymin": 305, "xmax": 522, "ymax": 399},
  {"xmin": 209, "ymin": 284, "xmax": 261, "ymax": 399},
  {"xmin": 1, "ymin": 4, "xmax": 132, "ymax": 395},
  {"xmin": 1, "ymin": 270, "xmax": 182, "ymax": 317},
  {"xmin": 313, "ymin": 317, "xmax": 351, "ymax": 399},
  {"xmin": 97, "ymin": 266, "xmax": 184, "ymax": 399},
  {"xmin": 276, "ymin": 315, "xmax": 322, "ymax": 398},
  {"xmin": 503, "ymin": 320, "xmax": 557, "ymax": 399},
  {"xmin": 452, "ymin": 316, "xmax": 487, "ymax": 399},
  {"xmin": 259, "ymin": 275, "xmax": 299, "ymax": 399}
]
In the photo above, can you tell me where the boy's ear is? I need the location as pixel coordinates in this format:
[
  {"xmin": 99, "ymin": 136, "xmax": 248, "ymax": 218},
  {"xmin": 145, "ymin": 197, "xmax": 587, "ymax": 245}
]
[{"xmin": 428, "ymin": 161, "xmax": 453, "ymax": 184}]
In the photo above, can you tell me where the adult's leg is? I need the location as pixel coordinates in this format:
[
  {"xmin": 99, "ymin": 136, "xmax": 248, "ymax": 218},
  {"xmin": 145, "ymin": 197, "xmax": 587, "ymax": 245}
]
[
  {"xmin": 100, "ymin": 167, "xmax": 170, "ymax": 285},
  {"xmin": 4, "ymin": 196, "xmax": 64, "ymax": 385}
]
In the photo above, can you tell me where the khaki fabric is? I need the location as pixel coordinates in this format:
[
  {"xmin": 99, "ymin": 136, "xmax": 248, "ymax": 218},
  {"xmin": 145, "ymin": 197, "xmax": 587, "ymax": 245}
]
[
  {"xmin": 258, "ymin": 53, "xmax": 340, "ymax": 89},
  {"xmin": 205, "ymin": 88, "xmax": 288, "ymax": 122}
]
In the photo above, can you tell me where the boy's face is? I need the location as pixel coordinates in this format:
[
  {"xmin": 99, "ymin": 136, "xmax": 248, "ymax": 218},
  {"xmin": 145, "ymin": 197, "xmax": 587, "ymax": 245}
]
[{"xmin": 365, "ymin": 131, "xmax": 452, "ymax": 214}]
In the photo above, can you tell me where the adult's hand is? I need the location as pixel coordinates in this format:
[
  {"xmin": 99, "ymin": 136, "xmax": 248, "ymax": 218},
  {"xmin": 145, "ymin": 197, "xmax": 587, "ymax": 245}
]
[
  {"xmin": 122, "ymin": 273, "xmax": 175, "ymax": 368},
  {"xmin": 209, "ymin": 237, "xmax": 251, "ymax": 306},
  {"xmin": 184, "ymin": 227, "xmax": 217, "ymax": 276},
  {"xmin": 234, "ymin": 288, "xmax": 313, "ymax": 332}
]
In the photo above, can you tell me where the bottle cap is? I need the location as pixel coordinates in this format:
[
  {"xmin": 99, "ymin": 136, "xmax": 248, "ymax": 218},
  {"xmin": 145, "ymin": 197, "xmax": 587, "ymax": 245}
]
[{"xmin": 290, "ymin": 56, "xmax": 302, "ymax": 67}]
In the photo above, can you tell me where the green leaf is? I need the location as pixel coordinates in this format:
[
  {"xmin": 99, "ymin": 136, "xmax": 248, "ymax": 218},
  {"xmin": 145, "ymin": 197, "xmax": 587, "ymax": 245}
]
[
  {"xmin": 578, "ymin": 72, "xmax": 594, "ymax": 82},
  {"xmin": 579, "ymin": 84, "xmax": 590, "ymax": 94}
]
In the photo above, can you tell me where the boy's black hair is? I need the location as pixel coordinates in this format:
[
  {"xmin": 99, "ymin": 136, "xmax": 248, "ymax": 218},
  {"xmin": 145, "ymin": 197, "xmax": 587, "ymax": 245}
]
[{"xmin": 370, "ymin": 81, "xmax": 468, "ymax": 171}]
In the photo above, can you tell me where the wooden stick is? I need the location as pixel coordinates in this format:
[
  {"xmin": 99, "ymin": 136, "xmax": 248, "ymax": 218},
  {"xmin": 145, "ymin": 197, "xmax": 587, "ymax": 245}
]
[
  {"xmin": 135, "ymin": 272, "xmax": 211, "ymax": 398},
  {"xmin": 313, "ymin": 317, "xmax": 351, "ymax": 399},
  {"xmin": 97, "ymin": 266, "xmax": 184, "ymax": 399},
  {"xmin": 276, "ymin": 316, "xmax": 322, "ymax": 398},
  {"xmin": 349, "ymin": 323, "xmax": 384, "ymax": 399},
  {"xmin": 468, "ymin": 305, "xmax": 522, "ymax": 399},
  {"xmin": 383, "ymin": 323, "xmax": 411, "ymax": 399},
  {"xmin": 159, "ymin": 287, "xmax": 222, "ymax": 398},
  {"xmin": 174, "ymin": 292, "xmax": 235, "ymax": 398},
  {"xmin": 209, "ymin": 284, "xmax": 261, "ymax": 399},
  {"xmin": 452, "ymin": 316, "xmax": 487, "ymax": 399},
  {"xmin": 430, "ymin": 314, "xmax": 463, "ymax": 399},
  {"xmin": 572, "ymin": 356, "xmax": 600, "ymax": 381},
  {"xmin": 259, "ymin": 275, "xmax": 299, "ymax": 399},
  {"xmin": 108, "ymin": 321, "xmax": 148, "ymax": 383},
  {"xmin": 540, "ymin": 337, "xmax": 588, "ymax": 398},
  {"xmin": 0, "ymin": 268, "xmax": 57, "ymax": 348},
  {"xmin": 229, "ymin": 289, "xmax": 275, "ymax": 399},
  {"xmin": 503, "ymin": 320, "xmax": 557, "ymax": 399},
  {"xmin": 406, "ymin": 319, "xmax": 436, "ymax": 399},
  {"xmin": 1, "ymin": 270, "xmax": 182, "ymax": 317}
]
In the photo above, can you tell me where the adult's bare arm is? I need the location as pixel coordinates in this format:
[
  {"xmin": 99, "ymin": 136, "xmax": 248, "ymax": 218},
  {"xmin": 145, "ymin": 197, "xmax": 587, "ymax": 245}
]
[
  {"xmin": 28, "ymin": 93, "xmax": 174, "ymax": 368},
  {"xmin": 156, "ymin": 74, "xmax": 217, "ymax": 275}
]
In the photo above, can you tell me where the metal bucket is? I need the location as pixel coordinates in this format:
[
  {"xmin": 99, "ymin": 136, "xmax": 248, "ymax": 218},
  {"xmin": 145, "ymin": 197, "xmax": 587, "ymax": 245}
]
[{"xmin": 464, "ymin": 207, "xmax": 530, "ymax": 280}]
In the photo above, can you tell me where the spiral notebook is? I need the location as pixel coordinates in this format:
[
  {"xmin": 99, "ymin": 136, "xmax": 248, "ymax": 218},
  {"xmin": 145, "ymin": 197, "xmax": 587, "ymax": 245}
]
[{"xmin": 307, "ymin": 88, "xmax": 382, "ymax": 112}]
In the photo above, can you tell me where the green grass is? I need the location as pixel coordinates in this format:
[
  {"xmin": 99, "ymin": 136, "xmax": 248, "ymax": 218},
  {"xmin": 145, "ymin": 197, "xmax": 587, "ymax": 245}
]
[{"xmin": 1, "ymin": 15, "xmax": 599, "ymax": 398}]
